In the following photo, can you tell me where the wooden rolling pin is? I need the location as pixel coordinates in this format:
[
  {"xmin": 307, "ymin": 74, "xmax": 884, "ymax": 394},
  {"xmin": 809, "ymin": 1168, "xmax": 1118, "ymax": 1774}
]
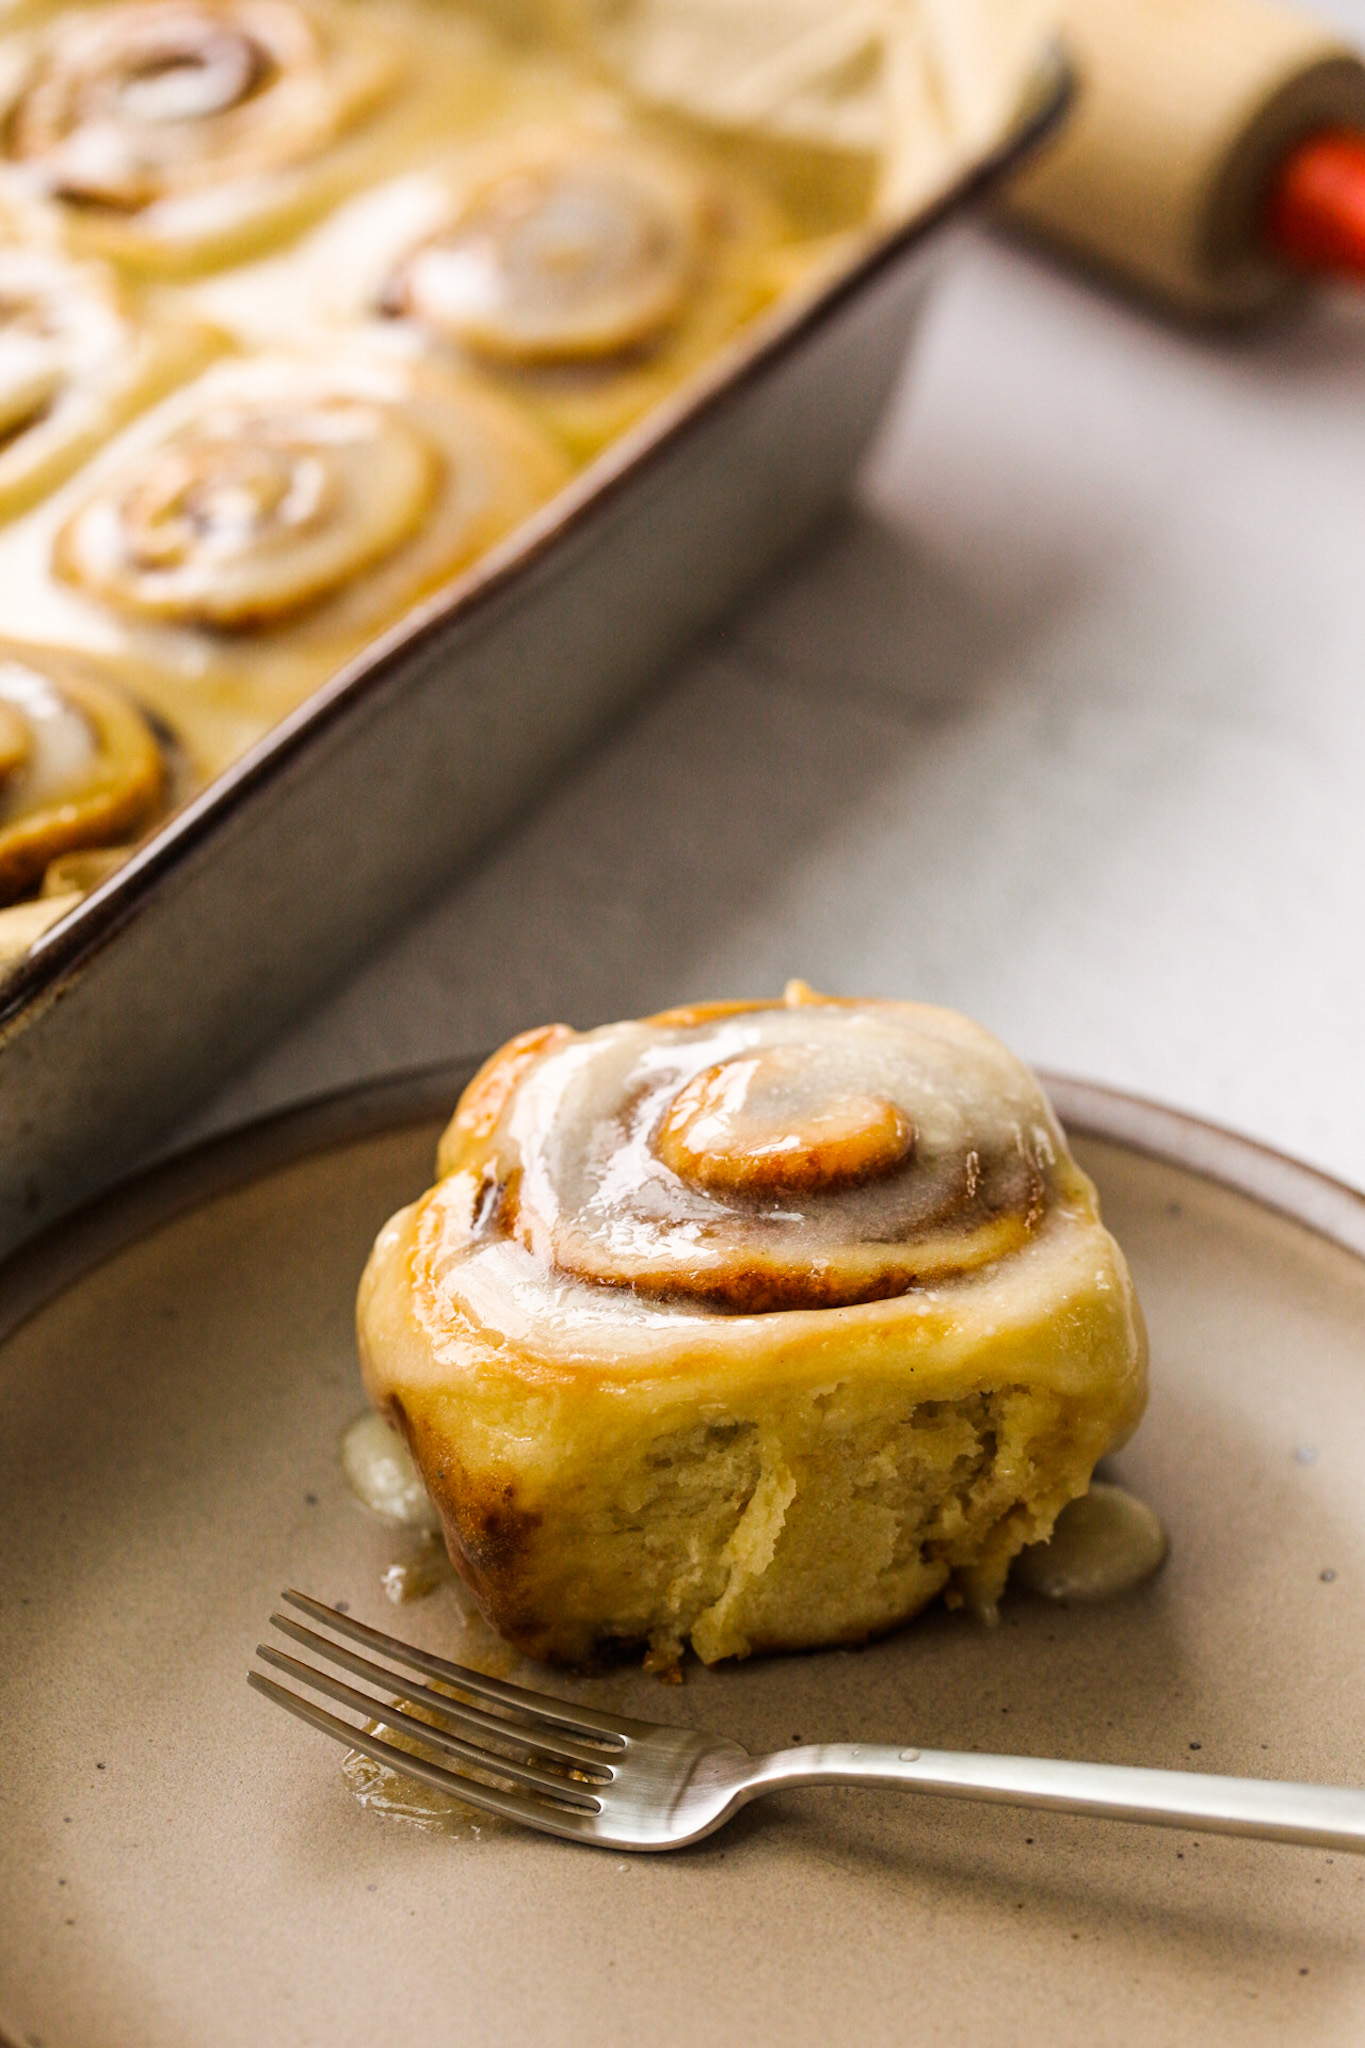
[{"xmin": 1004, "ymin": 0, "xmax": 1365, "ymax": 317}]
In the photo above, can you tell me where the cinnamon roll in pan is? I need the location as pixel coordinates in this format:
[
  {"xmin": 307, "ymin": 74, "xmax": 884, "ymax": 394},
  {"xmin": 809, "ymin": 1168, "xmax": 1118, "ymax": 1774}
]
[
  {"xmin": 0, "ymin": 243, "xmax": 216, "ymax": 517},
  {"xmin": 188, "ymin": 119, "xmax": 800, "ymax": 459},
  {"xmin": 359, "ymin": 987, "xmax": 1147, "ymax": 1670},
  {"xmin": 389, "ymin": 137, "xmax": 711, "ymax": 367},
  {"xmin": 0, "ymin": 0, "xmax": 515, "ymax": 273},
  {"xmin": 0, "ymin": 640, "xmax": 173, "ymax": 957},
  {"xmin": 0, "ymin": 644, "xmax": 162, "ymax": 899},
  {"xmin": 0, "ymin": 346, "xmax": 571, "ymax": 773}
]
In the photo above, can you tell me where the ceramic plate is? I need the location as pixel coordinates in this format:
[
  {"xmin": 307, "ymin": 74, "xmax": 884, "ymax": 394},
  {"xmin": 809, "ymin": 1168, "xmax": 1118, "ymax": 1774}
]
[{"xmin": 3, "ymin": 1064, "xmax": 1364, "ymax": 2048}]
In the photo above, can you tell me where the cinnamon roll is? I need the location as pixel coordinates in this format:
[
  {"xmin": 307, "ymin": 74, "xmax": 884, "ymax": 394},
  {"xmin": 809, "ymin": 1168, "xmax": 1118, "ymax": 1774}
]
[
  {"xmin": 0, "ymin": 0, "xmax": 499, "ymax": 273},
  {"xmin": 190, "ymin": 122, "xmax": 790, "ymax": 458},
  {"xmin": 0, "ymin": 241, "xmax": 213, "ymax": 517},
  {"xmin": 358, "ymin": 987, "xmax": 1148, "ymax": 1670},
  {"xmin": 0, "ymin": 346, "xmax": 569, "ymax": 772},
  {"xmin": 382, "ymin": 132, "xmax": 710, "ymax": 368},
  {"xmin": 54, "ymin": 357, "xmax": 445, "ymax": 626},
  {"xmin": 0, "ymin": 646, "xmax": 163, "ymax": 904}
]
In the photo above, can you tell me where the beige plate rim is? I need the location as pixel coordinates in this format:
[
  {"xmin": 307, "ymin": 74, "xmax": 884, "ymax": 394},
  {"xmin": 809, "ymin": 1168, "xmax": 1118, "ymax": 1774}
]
[{"xmin": 1, "ymin": 1060, "xmax": 1363, "ymax": 1351}]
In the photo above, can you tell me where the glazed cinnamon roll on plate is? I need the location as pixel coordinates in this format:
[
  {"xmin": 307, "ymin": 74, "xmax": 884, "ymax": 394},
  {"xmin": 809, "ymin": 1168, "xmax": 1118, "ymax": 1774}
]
[
  {"xmin": 0, "ymin": 344, "xmax": 571, "ymax": 773},
  {"xmin": 359, "ymin": 986, "xmax": 1148, "ymax": 1670}
]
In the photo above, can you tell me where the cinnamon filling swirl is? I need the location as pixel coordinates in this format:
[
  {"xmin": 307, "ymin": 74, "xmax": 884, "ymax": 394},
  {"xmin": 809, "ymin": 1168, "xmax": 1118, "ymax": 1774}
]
[
  {"xmin": 0, "ymin": 244, "xmax": 213, "ymax": 517},
  {"xmin": 56, "ymin": 388, "xmax": 439, "ymax": 625},
  {"xmin": 48, "ymin": 351, "xmax": 573, "ymax": 633},
  {"xmin": 6, "ymin": 0, "xmax": 347, "ymax": 210},
  {"xmin": 450, "ymin": 990, "xmax": 1054, "ymax": 1314},
  {"xmin": 383, "ymin": 140, "xmax": 706, "ymax": 365},
  {"xmin": 0, "ymin": 654, "xmax": 163, "ymax": 901},
  {"xmin": 656, "ymin": 1048, "xmax": 914, "ymax": 1192}
]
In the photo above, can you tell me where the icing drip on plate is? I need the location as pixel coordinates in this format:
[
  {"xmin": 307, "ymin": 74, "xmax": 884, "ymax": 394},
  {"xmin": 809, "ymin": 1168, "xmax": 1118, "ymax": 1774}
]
[
  {"xmin": 340, "ymin": 1410, "xmax": 438, "ymax": 1532},
  {"xmin": 1012, "ymin": 1482, "xmax": 1169, "ymax": 1602}
]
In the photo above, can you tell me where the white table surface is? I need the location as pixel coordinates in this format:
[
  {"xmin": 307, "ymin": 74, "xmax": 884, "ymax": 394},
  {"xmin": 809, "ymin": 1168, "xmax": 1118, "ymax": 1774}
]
[{"xmin": 175, "ymin": 206, "xmax": 1365, "ymax": 1189}]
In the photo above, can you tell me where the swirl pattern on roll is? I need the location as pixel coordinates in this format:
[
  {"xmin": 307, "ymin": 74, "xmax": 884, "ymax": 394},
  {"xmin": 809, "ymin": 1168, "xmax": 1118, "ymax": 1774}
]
[
  {"xmin": 428, "ymin": 987, "xmax": 1068, "ymax": 1321},
  {"xmin": 56, "ymin": 372, "xmax": 437, "ymax": 625},
  {"xmin": 0, "ymin": 243, "xmax": 209, "ymax": 517},
  {"xmin": 52, "ymin": 349, "xmax": 570, "ymax": 630},
  {"xmin": 0, "ymin": 651, "xmax": 163, "ymax": 902},
  {"xmin": 383, "ymin": 133, "xmax": 708, "ymax": 366},
  {"xmin": 0, "ymin": 246, "xmax": 124, "ymax": 441},
  {"xmin": 5, "ymin": 0, "xmax": 370, "ymax": 209}
]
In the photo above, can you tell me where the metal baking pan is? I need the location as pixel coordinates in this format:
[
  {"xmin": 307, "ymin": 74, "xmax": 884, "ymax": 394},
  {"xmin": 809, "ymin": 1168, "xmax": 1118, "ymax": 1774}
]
[{"xmin": 0, "ymin": 49, "xmax": 1069, "ymax": 1256}]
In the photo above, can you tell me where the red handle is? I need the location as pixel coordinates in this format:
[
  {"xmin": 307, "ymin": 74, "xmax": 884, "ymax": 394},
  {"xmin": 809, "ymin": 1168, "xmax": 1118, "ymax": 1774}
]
[{"xmin": 1264, "ymin": 130, "xmax": 1365, "ymax": 280}]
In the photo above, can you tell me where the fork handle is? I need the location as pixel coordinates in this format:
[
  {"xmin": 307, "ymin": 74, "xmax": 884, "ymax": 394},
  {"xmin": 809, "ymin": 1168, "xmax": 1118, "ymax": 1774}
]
[{"xmin": 743, "ymin": 1745, "xmax": 1365, "ymax": 1852}]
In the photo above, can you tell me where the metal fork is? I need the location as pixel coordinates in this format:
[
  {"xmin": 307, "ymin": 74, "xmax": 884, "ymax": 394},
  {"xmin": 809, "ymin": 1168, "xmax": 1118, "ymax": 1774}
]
[{"xmin": 250, "ymin": 1592, "xmax": 1365, "ymax": 1855}]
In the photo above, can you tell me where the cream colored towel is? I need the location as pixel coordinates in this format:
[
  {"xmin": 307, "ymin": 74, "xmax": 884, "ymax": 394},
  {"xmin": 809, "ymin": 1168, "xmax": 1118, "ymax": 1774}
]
[{"xmin": 561, "ymin": 0, "xmax": 1048, "ymax": 215}]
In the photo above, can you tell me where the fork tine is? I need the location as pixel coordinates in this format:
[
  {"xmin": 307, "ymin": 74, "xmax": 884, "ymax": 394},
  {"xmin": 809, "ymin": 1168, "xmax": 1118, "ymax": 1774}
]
[
  {"xmin": 270, "ymin": 1614, "xmax": 616, "ymax": 1774},
  {"xmin": 280, "ymin": 1590, "xmax": 640, "ymax": 1743},
  {"xmin": 255, "ymin": 1645, "xmax": 603, "ymax": 1810},
  {"xmin": 247, "ymin": 1672, "xmax": 597, "ymax": 1842}
]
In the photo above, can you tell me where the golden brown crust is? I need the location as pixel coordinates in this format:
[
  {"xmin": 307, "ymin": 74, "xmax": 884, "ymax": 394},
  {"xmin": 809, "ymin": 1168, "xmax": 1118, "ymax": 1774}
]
[
  {"xmin": 393, "ymin": 1398, "xmax": 548, "ymax": 1655},
  {"xmin": 638, "ymin": 996, "xmax": 776, "ymax": 1030},
  {"xmin": 436, "ymin": 1023, "xmax": 571, "ymax": 1171}
]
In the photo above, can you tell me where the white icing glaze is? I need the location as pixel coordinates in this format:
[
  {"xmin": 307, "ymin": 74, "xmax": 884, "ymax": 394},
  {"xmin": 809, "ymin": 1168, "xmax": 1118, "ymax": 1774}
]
[
  {"xmin": 493, "ymin": 1001, "xmax": 1059, "ymax": 1307},
  {"xmin": 370, "ymin": 997, "xmax": 1147, "ymax": 1392},
  {"xmin": 7, "ymin": 0, "xmax": 365, "ymax": 208},
  {"xmin": 380, "ymin": 1537, "xmax": 454, "ymax": 1604},
  {"xmin": 0, "ymin": 653, "xmax": 164, "ymax": 903},
  {"xmin": 390, "ymin": 141, "xmax": 703, "ymax": 364},
  {"xmin": 0, "ymin": 659, "xmax": 95, "ymax": 826},
  {"xmin": 0, "ymin": 246, "xmax": 127, "ymax": 439},
  {"xmin": 54, "ymin": 364, "xmax": 443, "ymax": 627}
]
